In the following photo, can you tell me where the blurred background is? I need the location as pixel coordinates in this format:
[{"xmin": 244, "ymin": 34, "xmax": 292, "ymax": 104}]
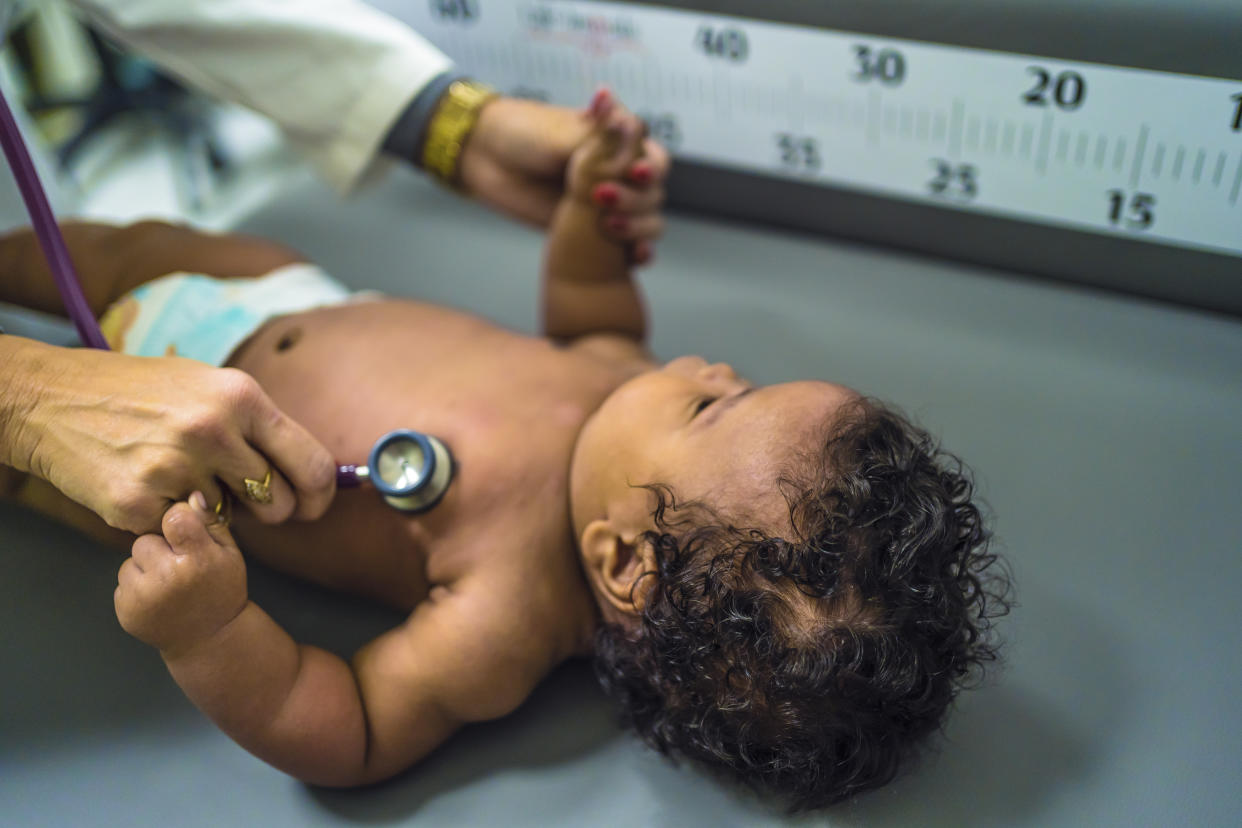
[{"xmin": 2, "ymin": 0, "xmax": 302, "ymax": 230}]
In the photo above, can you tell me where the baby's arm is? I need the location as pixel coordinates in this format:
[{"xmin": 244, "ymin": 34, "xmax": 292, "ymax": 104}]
[
  {"xmin": 115, "ymin": 499, "xmax": 550, "ymax": 784},
  {"xmin": 541, "ymin": 92, "xmax": 656, "ymax": 343}
]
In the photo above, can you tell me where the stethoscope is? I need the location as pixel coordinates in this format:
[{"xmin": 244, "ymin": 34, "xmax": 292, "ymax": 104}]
[{"xmin": 0, "ymin": 83, "xmax": 453, "ymax": 513}]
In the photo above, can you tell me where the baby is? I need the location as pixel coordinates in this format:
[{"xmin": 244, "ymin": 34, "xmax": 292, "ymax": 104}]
[{"xmin": 0, "ymin": 94, "xmax": 1009, "ymax": 809}]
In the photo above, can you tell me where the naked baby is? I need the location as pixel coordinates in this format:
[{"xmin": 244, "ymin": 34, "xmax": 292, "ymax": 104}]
[{"xmin": 0, "ymin": 94, "xmax": 1009, "ymax": 809}]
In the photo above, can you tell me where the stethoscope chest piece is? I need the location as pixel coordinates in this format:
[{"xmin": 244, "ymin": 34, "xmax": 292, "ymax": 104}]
[{"xmin": 353, "ymin": 429, "xmax": 454, "ymax": 513}]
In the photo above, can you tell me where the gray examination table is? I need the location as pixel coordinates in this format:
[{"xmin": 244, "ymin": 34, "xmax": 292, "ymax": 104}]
[{"xmin": 3, "ymin": 167, "xmax": 1241, "ymax": 826}]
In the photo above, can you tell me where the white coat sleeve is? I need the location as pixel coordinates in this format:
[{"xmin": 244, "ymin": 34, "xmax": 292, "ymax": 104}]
[{"xmin": 67, "ymin": 0, "xmax": 454, "ymax": 193}]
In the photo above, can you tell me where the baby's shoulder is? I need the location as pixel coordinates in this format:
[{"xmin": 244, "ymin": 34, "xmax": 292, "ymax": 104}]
[
  {"xmin": 364, "ymin": 569, "xmax": 570, "ymax": 725},
  {"xmin": 424, "ymin": 514, "xmax": 595, "ymax": 651},
  {"xmin": 561, "ymin": 333, "xmax": 652, "ymax": 370}
]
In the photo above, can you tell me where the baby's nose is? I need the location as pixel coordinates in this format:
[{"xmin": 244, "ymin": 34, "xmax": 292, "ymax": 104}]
[{"xmin": 698, "ymin": 362, "xmax": 738, "ymax": 382}]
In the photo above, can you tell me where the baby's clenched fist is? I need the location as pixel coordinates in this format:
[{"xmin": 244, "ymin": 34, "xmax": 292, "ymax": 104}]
[
  {"xmin": 115, "ymin": 494, "xmax": 248, "ymax": 656},
  {"xmin": 563, "ymin": 89, "xmax": 666, "ymax": 261},
  {"xmin": 566, "ymin": 89, "xmax": 648, "ymax": 204}
]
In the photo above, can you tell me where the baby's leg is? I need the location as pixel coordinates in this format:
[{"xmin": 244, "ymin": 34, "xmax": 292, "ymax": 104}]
[
  {"xmin": 0, "ymin": 426, "xmax": 130, "ymax": 548},
  {"xmin": 5, "ymin": 475, "xmax": 134, "ymax": 548},
  {"xmin": 0, "ymin": 220, "xmax": 304, "ymax": 318}
]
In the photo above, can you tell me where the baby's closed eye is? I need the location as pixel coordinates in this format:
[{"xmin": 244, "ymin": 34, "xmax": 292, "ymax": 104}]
[{"xmin": 693, "ymin": 397, "xmax": 717, "ymax": 416}]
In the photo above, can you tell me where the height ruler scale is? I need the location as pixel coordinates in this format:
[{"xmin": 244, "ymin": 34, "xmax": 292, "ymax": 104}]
[{"xmin": 400, "ymin": 0, "xmax": 1242, "ymax": 311}]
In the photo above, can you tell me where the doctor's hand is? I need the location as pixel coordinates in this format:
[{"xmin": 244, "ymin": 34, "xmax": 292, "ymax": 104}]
[
  {"xmin": 458, "ymin": 94, "xmax": 669, "ymax": 264},
  {"xmin": 10, "ymin": 343, "xmax": 335, "ymax": 534}
]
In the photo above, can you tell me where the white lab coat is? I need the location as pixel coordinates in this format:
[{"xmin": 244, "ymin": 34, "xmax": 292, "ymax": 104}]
[
  {"xmin": 68, "ymin": 0, "xmax": 454, "ymax": 193},
  {"xmin": 0, "ymin": 0, "xmax": 452, "ymax": 336}
]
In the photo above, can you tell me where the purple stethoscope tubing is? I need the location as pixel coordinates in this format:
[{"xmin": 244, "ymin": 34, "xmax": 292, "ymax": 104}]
[
  {"xmin": 0, "ymin": 82, "xmax": 109, "ymax": 348},
  {"xmin": 0, "ymin": 84, "xmax": 367, "ymax": 487}
]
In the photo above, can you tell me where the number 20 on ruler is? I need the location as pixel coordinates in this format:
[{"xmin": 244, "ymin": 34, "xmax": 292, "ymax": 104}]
[{"xmin": 695, "ymin": 26, "xmax": 1241, "ymax": 235}]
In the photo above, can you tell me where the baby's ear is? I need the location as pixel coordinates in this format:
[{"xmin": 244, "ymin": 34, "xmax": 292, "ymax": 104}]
[{"xmin": 580, "ymin": 519, "xmax": 656, "ymax": 615}]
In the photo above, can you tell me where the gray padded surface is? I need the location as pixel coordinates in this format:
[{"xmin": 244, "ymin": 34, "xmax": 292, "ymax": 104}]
[{"xmin": 3, "ymin": 168, "xmax": 1241, "ymax": 826}]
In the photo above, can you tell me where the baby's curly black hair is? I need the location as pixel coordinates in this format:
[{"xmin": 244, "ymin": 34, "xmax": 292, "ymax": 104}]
[{"xmin": 593, "ymin": 396, "xmax": 1011, "ymax": 810}]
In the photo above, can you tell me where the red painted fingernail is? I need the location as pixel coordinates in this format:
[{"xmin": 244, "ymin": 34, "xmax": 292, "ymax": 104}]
[
  {"xmin": 630, "ymin": 163, "xmax": 652, "ymax": 184},
  {"xmin": 607, "ymin": 215, "xmax": 628, "ymax": 232},
  {"xmin": 593, "ymin": 183, "xmax": 619, "ymax": 207},
  {"xmin": 589, "ymin": 87, "xmax": 611, "ymax": 117}
]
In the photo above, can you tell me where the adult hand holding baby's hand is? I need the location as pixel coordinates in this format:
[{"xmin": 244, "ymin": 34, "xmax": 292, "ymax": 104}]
[
  {"xmin": 458, "ymin": 92, "xmax": 668, "ymax": 264},
  {"xmin": 568, "ymin": 89, "xmax": 664, "ymax": 260},
  {"xmin": 12, "ymin": 344, "xmax": 335, "ymax": 534},
  {"xmin": 115, "ymin": 495, "xmax": 247, "ymax": 656}
]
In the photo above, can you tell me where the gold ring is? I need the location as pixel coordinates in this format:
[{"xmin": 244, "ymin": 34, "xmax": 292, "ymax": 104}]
[
  {"xmin": 214, "ymin": 492, "xmax": 233, "ymax": 527},
  {"xmin": 243, "ymin": 469, "xmax": 273, "ymax": 505}
]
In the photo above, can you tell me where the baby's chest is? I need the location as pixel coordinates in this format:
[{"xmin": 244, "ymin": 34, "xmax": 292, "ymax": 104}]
[{"xmin": 423, "ymin": 423, "xmax": 579, "ymax": 584}]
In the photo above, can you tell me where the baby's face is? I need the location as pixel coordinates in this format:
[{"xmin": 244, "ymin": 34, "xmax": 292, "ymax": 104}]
[{"xmin": 569, "ymin": 356, "xmax": 856, "ymax": 544}]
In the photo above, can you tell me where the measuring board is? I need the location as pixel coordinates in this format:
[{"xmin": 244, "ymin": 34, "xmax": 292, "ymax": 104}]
[{"xmin": 394, "ymin": 0, "xmax": 1242, "ymax": 311}]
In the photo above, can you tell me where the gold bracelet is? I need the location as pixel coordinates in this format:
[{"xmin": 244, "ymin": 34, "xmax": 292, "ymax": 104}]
[{"xmin": 421, "ymin": 79, "xmax": 499, "ymax": 190}]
